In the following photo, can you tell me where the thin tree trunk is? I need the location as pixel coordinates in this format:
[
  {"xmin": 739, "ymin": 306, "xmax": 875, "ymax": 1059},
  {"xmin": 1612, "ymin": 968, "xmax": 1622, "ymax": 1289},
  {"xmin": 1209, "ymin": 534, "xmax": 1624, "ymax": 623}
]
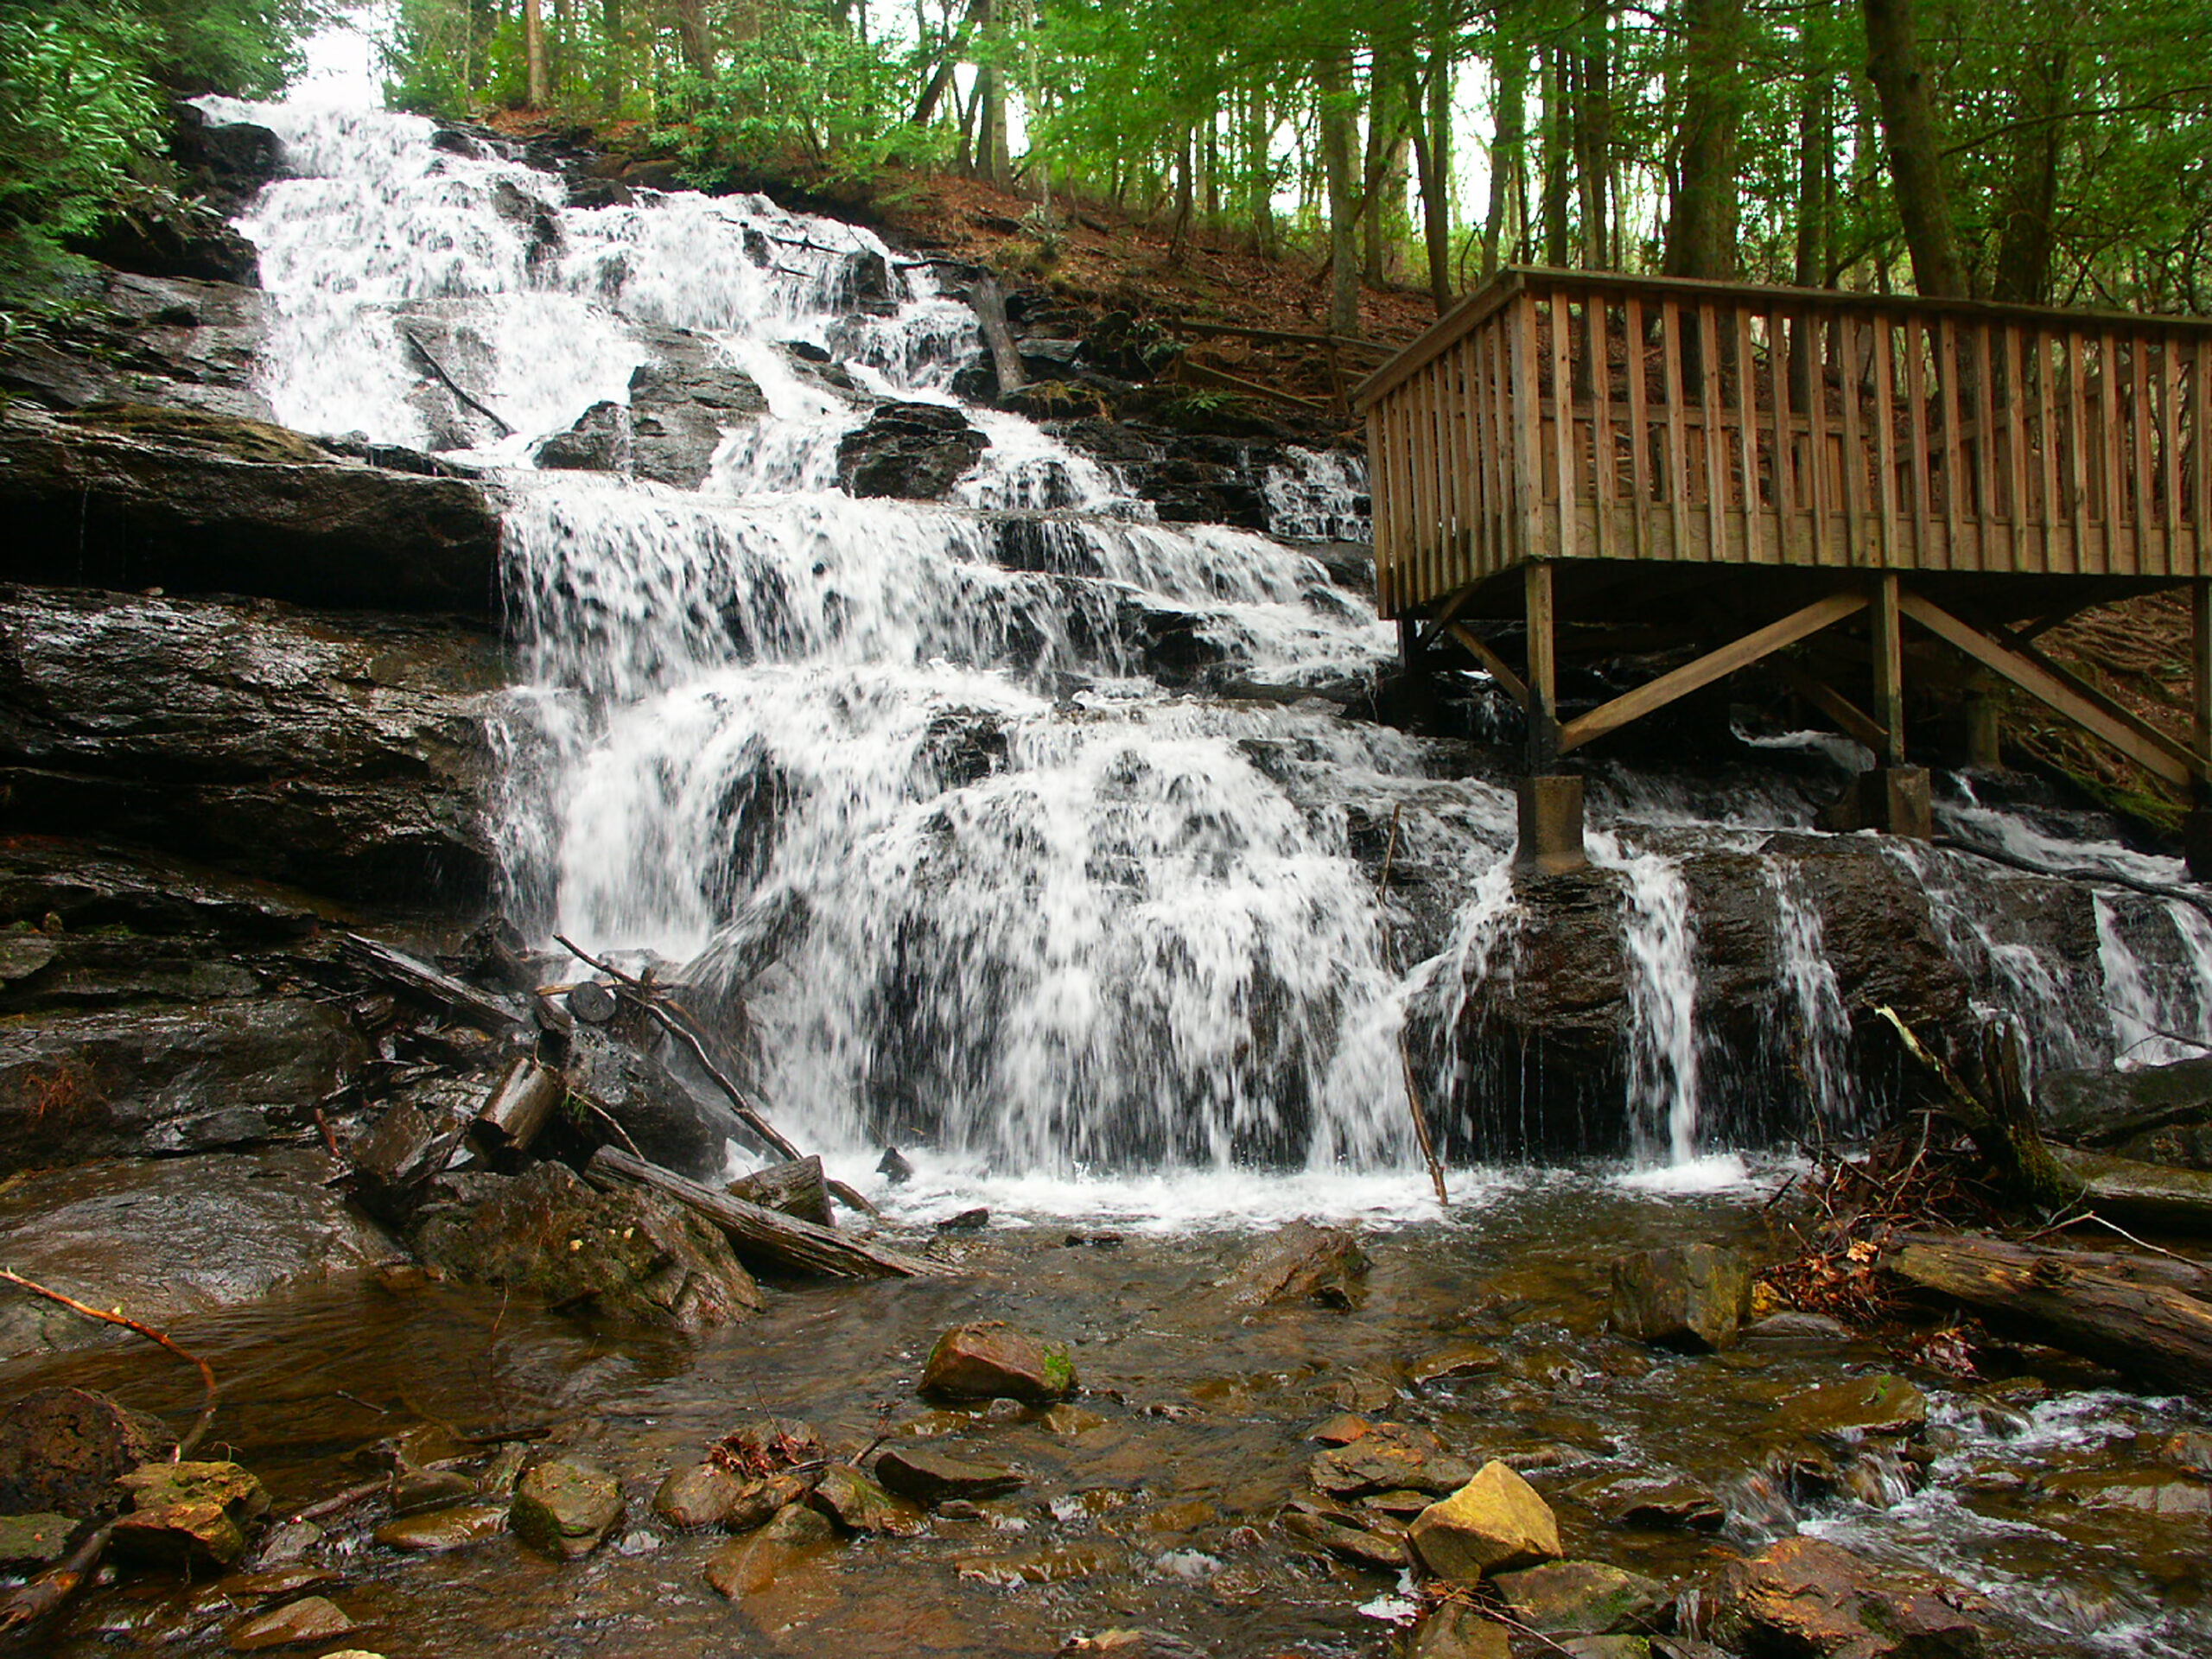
[
  {"xmin": 1484, "ymin": 40, "xmax": 1528, "ymax": 276},
  {"xmin": 912, "ymin": 0, "xmax": 987, "ymax": 127},
  {"xmin": 1243, "ymin": 82, "xmax": 1274, "ymax": 255},
  {"xmin": 600, "ymin": 0, "xmax": 624, "ymax": 115},
  {"xmin": 1796, "ymin": 15, "xmax": 1832, "ymax": 287},
  {"xmin": 1573, "ymin": 0, "xmax": 1612, "ymax": 270},
  {"xmin": 1318, "ymin": 49, "xmax": 1362, "ymax": 336},
  {"xmin": 1541, "ymin": 48, "xmax": 1572, "ymax": 265},
  {"xmin": 1991, "ymin": 36, "xmax": 2069, "ymax": 304},
  {"xmin": 524, "ymin": 0, "xmax": 550, "ymax": 106},
  {"xmin": 1412, "ymin": 40, "xmax": 1453, "ymax": 313},
  {"xmin": 1664, "ymin": 0, "xmax": 1745, "ymax": 281},
  {"xmin": 1862, "ymin": 0, "xmax": 1967, "ymax": 296},
  {"xmin": 671, "ymin": 0, "xmax": 714, "ymax": 82},
  {"xmin": 1169, "ymin": 128, "xmax": 1195, "ymax": 265}
]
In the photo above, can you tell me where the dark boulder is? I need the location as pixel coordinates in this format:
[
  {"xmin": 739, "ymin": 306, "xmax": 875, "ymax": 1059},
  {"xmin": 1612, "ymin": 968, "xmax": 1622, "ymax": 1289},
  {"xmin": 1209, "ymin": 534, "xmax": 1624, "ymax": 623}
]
[
  {"xmin": 168, "ymin": 101, "xmax": 283, "ymax": 215},
  {"xmin": 2037, "ymin": 1056, "xmax": 2212, "ymax": 1168},
  {"xmin": 0, "ymin": 585, "xmax": 500, "ymax": 906},
  {"xmin": 0, "ymin": 1387, "xmax": 171, "ymax": 1516},
  {"xmin": 535, "ymin": 399, "xmax": 629, "ymax": 473},
  {"xmin": 836, "ymin": 403, "xmax": 988, "ymax": 500},
  {"xmin": 69, "ymin": 194, "xmax": 261, "ymax": 288},
  {"xmin": 0, "ymin": 404, "xmax": 501, "ymax": 614},
  {"xmin": 1700, "ymin": 1535, "xmax": 1987, "ymax": 1657},
  {"xmin": 629, "ymin": 327, "xmax": 768, "ymax": 489}
]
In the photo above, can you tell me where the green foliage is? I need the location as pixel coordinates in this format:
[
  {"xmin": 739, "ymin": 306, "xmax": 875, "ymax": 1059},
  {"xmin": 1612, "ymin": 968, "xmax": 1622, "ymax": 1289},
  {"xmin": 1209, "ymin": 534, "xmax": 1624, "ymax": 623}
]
[{"xmin": 0, "ymin": 0, "xmax": 317, "ymax": 322}]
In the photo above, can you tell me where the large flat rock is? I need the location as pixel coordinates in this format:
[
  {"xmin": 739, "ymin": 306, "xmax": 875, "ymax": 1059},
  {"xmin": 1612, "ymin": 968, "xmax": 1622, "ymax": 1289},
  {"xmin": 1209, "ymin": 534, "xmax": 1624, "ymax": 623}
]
[{"xmin": 0, "ymin": 1151, "xmax": 399, "ymax": 1358}]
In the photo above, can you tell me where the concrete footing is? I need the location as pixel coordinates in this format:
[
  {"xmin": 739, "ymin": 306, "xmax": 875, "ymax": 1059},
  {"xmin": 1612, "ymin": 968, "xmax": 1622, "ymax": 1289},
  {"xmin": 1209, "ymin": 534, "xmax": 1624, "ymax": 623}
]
[
  {"xmin": 1514, "ymin": 774, "xmax": 1587, "ymax": 875},
  {"xmin": 2186, "ymin": 809, "xmax": 2212, "ymax": 883},
  {"xmin": 1821, "ymin": 766, "xmax": 1934, "ymax": 839}
]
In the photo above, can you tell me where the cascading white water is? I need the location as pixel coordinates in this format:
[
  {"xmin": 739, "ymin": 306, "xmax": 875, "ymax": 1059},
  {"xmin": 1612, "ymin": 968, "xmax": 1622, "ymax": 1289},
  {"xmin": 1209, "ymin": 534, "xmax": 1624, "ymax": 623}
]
[
  {"xmin": 1592, "ymin": 831, "xmax": 1703, "ymax": 1162},
  {"xmin": 1769, "ymin": 857, "xmax": 1857, "ymax": 1124}
]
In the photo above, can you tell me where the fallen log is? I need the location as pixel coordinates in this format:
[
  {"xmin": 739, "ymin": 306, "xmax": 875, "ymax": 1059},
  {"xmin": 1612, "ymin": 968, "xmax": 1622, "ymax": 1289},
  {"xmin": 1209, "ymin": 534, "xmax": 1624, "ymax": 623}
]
[
  {"xmin": 968, "ymin": 275, "xmax": 1026, "ymax": 398},
  {"xmin": 586, "ymin": 1147, "xmax": 948, "ymax": 1280},
  {"xmin": 728, "ymin": 1154, "xmax": 835, "ymax": 1228},
  {"xmin": 341, "ymin": 932, "xmax": 524, "ymax": 1034},
  {"xmin": 474, "ymin": 1056, "xmax": 566, "ymax": 1155},
  {"xmin": 401, "ymin": 327, "xmax": 513, "ymax": 437},
  {"xmin": 1885, "ymin": 1231, "xmax": 2212, "ymax": 1395},
  {"xmin": 2054, "ymin": 1150, "xmax": 2212, "ymax": 1236}
]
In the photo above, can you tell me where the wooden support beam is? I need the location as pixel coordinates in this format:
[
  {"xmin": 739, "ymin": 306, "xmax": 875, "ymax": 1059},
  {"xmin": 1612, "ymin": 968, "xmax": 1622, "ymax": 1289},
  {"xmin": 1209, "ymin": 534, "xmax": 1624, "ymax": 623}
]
[
  {"xmin": 1526, "ymin": 561, "xmax": 1560, "ymax": 767},
  {"xmin": 1871, "ymin": 573, "xmax": 1907, "ymax": 766},
  {"xmin": 1413, "ymin": 582, "xmax": 1481, "ymax": 653},
  {"xmin": 1967, "ymin": 603, "xmax": 2212, "ymax": 784},
  {"xmin": 1771, "ymin": 656, "xmax": 1891, "ymax": 753},
  {"xmin": 1446, "ymin": 621, "xmax": 1530, "ymax": 708},
  {"xmin": 1897, "ymin": 589, "xmax": 2205, "ymax": 788},
  {"xmin": 1556, "ymin": 590, "xmax": 1869, "ymax": 755}
]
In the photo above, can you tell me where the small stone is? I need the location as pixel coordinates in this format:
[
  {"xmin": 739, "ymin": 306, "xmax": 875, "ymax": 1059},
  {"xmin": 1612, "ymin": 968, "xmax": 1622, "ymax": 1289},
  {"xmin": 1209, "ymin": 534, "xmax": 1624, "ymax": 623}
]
[
  {"xmin": 372, "ymin": 1503, "xmax": 508, "ymax": 1552},
  {"xmin": 1039, "ymin": 1404, "xmax": 1108, "ymax": 1436},
  {"xmin": 1309, "ymin": 1414, "xmax": 1371, "ymax": 1446},
  {"xmin": 1280, "ymin": 1504, "xmax": 1406, "ymax": 1570},
  {"xmin": 1220, "ymin": 1221, "xmax": 1370, "ymax": 1309},
  {"xmin": 808, "ymin": 1465, "xmax": 924, "ymax": 1535},
  {"xmin": 1406, "ymin": 1461, "xmax": 1563, "ymax": 1581},
  {"xmin": 1609, "ymin": 1245, "xmax": 1752, "ymax": 1351},
  {"xmin": 218, "ymin": 1565, "xmax": 340, "ymax": 1601},
  {"xmin": 225, "ymin": 1594, "xmax": 357, "ymax": 1651},
  {"xmin": 1739, "ymin": 1312, "xmax": 1853, "ymax": 1349},
  {"xmin": 936, "ymin": 1207, "xmax": 990, "ymax": 1231},
  {"xmin": 761, "ymin": 1500, "xmax": 836, "ymax": 1544},
  {"xmin": 1309, "ymin": 1423, "xmax": 1472, "ymax": 1498},
  {"xmin": 244, "ymin": 1521, "xmax": 323, "ymax": 1569},
  {"xmin": 878, "ymin": 1146, "xmax": 914, "ymax": 1184},
  {"xmin": 511, "ymin": 1460, "xmax": 624, "ymax": 1560},
  {"xmin": 874, "ymin": 1445, "xmax": 1023, "ymax": 1504},
  {"xmin": 703, "ymin": 1508, "xmax": 836, "ymax": 1602},
  {"xmin": 921, "ymin": 1322, "xmax": 1077, "ymax": 1403},
  {"xmin": 388, "ymin": 1467, "xmax": 477, "ymax": 1515},
  {"xmin": 0, "ymin": 1512, "xmax": 76, "ymax": 1568},
  {"xmin": 1778, "ymin": 1374, "xmax": 1929, "ymax": 1440},
  {"xmin": 0, "ymin": 1388, "xmax": 171, "ymax": 1516},
  {"xmin": 1310, "ymin": 1370, "xmax": 1397, "ymax": 1413},
  {"xmin": 1603, "ymin": 1478, "xmax": 1726, "ymax": 1532},
  {"xmin": 653, "ymin": 1463, "xmax": 755, "ymax": 1529},
  {"xmin": 112, "ymin": 1461, "xmax": 272, "ymax": 1569},
  {"xmin": 1406, "ymin": 1601, "xmax": 1513, "ymax": 1659},
  {"xmin": 1491, "ymin": 1560, "xmax": 1672, "ymax": 1634},
  {"xmin": 1408, "ymin": 1344, "xmax": 1505, "ymax": 1386}
]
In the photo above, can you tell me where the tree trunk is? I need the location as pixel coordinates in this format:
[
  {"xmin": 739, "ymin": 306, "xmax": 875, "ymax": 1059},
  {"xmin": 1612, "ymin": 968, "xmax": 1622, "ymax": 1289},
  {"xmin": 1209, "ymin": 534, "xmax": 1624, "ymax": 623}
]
[
  {"xmin": 1483, "ymin": 41, "xmax": 1528, "ymax": 277},
  {"xmin": 912, "ymin": 0, "xmax": 987, "ymax": 128},
  {"xmin": 1573, "ymin": 0, "xmax": 1613, "ymax": 270},
  {"xmin": 1541, "ymin": 48, "xmax": 1572, "ymax": 266},
  {"xmin": 1317, "ymin": 49, "xmax": 1361, "ymax": 336},
  {"xmin": 1795, "ymin": 12, "xmax": 1833, "ymax": 287},
  {"xmin": 1886, "ymin": 1232, "xmax": 2212, "ymax": 1395},
  {"xmin": 524, "ymin": 0, "xmax": 550, "ymax": 106},
  {"xmin": 1664, "ymin": 0, "xmax": 1745, "ymax": 281},
  {"xmin": 1243, "ymin": 83, "xmax": 1274, "ymax": 255},
  {"xmin": 1412, "ymin": 43, "xmax": 1452, "ymax": 314},
  {"xmin": 1170, "ymin": 127, "xmax": 1194, "ymax": 265},
  {"xmin": 727, "ymin": 1154, "xmax": 835, "ymax": 1228},
  {"xmin": 1861, "ymin": 0, "xmax": 1967, "ymax": 296},
  {"xmin": 1991, "ymin": 38, "xmax": 2069, "ymax": 304},
  {"xmin": 671, "ymin": 0, "xmax": 714, "ymax": 82},
  {"xmin": 599, "ymin": 0, "xmax": 624, "ymax": 115}
]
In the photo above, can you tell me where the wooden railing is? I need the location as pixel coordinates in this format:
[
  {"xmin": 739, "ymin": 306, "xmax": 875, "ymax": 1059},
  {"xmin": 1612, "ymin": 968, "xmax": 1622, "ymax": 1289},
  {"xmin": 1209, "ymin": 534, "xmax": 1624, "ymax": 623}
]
[{"xmin": 1357, "ymin": 268, "xmax": 2212, "ymax": 617}]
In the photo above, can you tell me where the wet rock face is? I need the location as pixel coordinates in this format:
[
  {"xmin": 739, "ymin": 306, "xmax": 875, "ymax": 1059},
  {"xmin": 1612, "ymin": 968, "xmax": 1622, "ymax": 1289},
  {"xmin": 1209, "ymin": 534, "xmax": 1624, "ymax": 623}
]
[
  {"xmin": 0, "ymin": 1151, "xmax": 399, "ymax": 1360},
  {"xmin": 512, "ymin": 1459, "xmax": 624, "ymax": 1560},
  {"xmin": 70, "ymin": 195, "xmax": 261, "ymax": 288},
  {"xmin": 629, "ymin": 329, "xmax": 768, "ymax": 488},
  {"xmin": 1609, "ymin": 1244, "xmax": 1752, "ymax": 1352},
  {"xmin": 0, "ymin": 404, "xmax": 501, "ymax": 613},
  {"xmin": 837, "ymin": 403, "xmax": 988, "ymax": 499},
  {"xmin": 111, "ymin": 1460, "xmax": 272, "ymax": 1568},
  {"xmin": 409, "ymin": 1160, "xmax": 765, "ymax": 1332},
  {"xmin": 2037, "ymin": 1055, "xmax": 2212, "ymax": 1164},
  {"xmin": 0, "ymin": 270, "xmax": 270, "ymax": 423},
  {"xmin": 1406, "ymin": 1459, "xmax": 1564, "ymax": 1581},
  {"xmin": 168, "ymin": 101, "xmax": 283, "ymax": 216},
  {"xmin": 1702, "ymin": 1535, "xmax": 1987, "ymax": 1658},
  {"xmin": 0, "ymin": 586, "xmax": 500, "ymax": 906},
  {"xmin": 920, "ymin": 1322, "xmax": 1077, "ymax": 1403}
]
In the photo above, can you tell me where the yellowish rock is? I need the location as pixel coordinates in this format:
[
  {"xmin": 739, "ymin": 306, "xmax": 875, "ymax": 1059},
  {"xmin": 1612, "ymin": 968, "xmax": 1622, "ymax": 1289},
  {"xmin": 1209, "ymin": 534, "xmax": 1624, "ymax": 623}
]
[{"xmin": 1406, "ymin": 1460, "xmax": 1563, "ymax": 1581}]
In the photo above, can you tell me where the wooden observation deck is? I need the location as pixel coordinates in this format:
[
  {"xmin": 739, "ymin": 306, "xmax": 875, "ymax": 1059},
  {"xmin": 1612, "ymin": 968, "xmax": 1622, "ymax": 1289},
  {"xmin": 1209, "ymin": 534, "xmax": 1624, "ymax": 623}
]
[{"xmin": 1356, "ymin": 266, "xmax": 2212, "ymax": 871}]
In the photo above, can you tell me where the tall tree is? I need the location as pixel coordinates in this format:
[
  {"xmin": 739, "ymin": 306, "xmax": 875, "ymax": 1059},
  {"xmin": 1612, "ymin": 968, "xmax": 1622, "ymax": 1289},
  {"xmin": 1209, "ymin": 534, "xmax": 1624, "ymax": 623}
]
[
  {"xmin": 524, "ymin": 0, "xmax": 550, "ymax": 105},
  {"xmin": 1664, "ymin": 0, "xmax": 1746, "ymax": 280},
  {"xmin": 1316, "ymin": 45, "xmax": 1360, "ymax": 334},
  {"xmin": 1861, "ymin": 0, "xmax": 1967, "ymax": 296}
]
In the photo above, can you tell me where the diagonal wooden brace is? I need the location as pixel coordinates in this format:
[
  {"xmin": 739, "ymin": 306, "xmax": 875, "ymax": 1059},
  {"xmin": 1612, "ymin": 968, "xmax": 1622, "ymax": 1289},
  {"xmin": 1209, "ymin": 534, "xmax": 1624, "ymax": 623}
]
[
  {"xmin": 1556, "ymin": 590, "xmax": 1870, "ymax": 755},
  {"xmin": 1897, "ymin": 590, "xmax": 2211, "ymax": 790}
]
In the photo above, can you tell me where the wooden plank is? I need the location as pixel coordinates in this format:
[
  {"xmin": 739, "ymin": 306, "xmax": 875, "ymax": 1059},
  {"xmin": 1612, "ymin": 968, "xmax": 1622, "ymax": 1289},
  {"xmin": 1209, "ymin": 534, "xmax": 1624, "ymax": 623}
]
[
  {"xmin": 1556, "ymin": 590, "xmax": 1870, "ymax": 753},
  {"xmin": 2197, "ymin": 339, "xmax": 2212, "ymax": 570},
  {"xmin": 1898, "ymin": 589, "xmax": 2196, "ymax": 787},
  {"xmin": 1700, "ymin": 302, "xmax": 1728, "ymax": 561},
  {"xmin": 1513, "ymin": 296, "xmax": 1542, "ymax": 561},
  {"xmin": 1974, "ymin": 321, "xmax": 1997, "ymax": 537},
  {"xmin": 1456, "ymin": 336, "xmax": 1482, "ymax": 588},
  {"xmin": 2164, "ymin": 335, "xmax": 2183, "ymax": 575},
  {"xmin": 1553, "ymin": 291, "xmax": 1576, "ymax": 559},
  {"xmin": 1981, "ymin": 609, "xmax": 2210, "ymax": 778},
  {"xmin": 1526, "ymin": 559, "xmax": 1559, "ymax": 766},
  {"xmin": 1907, "ymin": 316, "xmax": 1935, "ymax": 568},
  {"xmin": 1474, "ymin": 325, "xmax": 1497, "ymax": 575},
  {"xmin": 1736, "ymin": 308, "xmax": 1764, "ymax": 563},
  {"xmin": 340, "ymin": 933, "xmax": 524, "ymax": 1033},
  {"xmin": 587, "ymin": 1147, "xmax": 951, "ymax": 1279},
  {"xmin": 2133, "ymin": 332, "xmax": 2154, "ymax": 569},
  {"xmin": 1940, "ymin": 317, "xmax": 1965, "ymax": 569},
  {"xmin": 1809, "ymin": 314, "xmax": 1837, "ymax": 565},
  {"xmin": 1367, "ymin": 408, "xmax": 1392, "ymax": 612},
  {"xmin": 1446, "ymin": 621, "xmax": 1530, "ymax": 708},
  {"xmin": 2068, "ymin": 330, "xmax": 2092, "ymax": 572},
  {"xmin": 1872, "ymin": 315, "xmax": 1901, "ymax": 569},
  {"xmin": 1592, "ymin": 298, "xmax": 1615, "ymax": 561},
  {"xmin": 1627, "ymin": 296, "xmax": 1651, "ymax": 560},
  {"xmin": 1772, "ymin": 655, "xmax": 1891, "ymax": 751},
  {"xmin": 1663, "ymin": 301, "xmax": 1690, "ymax": 560},
  {"xmin": 1872, "ymin": 572, "xmax": 1906, "ymax": 766},
  {"xmin": 2038, "ymin": 331, "xmax": 2061, "ymax": 573},
  {"xmin": 1490, "ymin": 313, "xmax": 1514, "ymax": 568},
  {"xmin": 2101, "ymin": 329, "xmax": 2123, "ymax": 571},
  {"xmin": 1773, "ymin": 308, "xmax": 1797, "ymax": 562},
  {"xmin": 1839, "ymin": 315, "xmax": 1866, "ymax": 566},
  {"xmin": 2004, "ymin": 322, "xmax": 2029, "ymax": 566}
]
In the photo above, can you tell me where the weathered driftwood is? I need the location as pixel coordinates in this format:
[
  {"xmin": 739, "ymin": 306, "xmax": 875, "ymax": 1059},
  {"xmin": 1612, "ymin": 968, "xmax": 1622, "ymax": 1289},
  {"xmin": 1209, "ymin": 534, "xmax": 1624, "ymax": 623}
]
[
  {"xmin": 567, "ymin": 980, "xmax": 620, "ymax": 1025},
  {"xmin": 586, "ymin": 1147, "xmax": 947, "ymax": 1280},
  {"xmin": 2054, "ymin": 1150, "xmax": 2212, "ymax": 1236},
  {"xmin": 401, "ymin": 327, "xmax": 513, "ymax": 437},
  {"xmin": 728, "ymin": 1154, "xmax": 835, "ymax": 1227},
  {"xmin": 969, "ymin": 275, "xmax": 1026, "ymax": 398},
  {"xmin": 1878, "ymin": 1007, "xmax": 2083, "ymax": 1211},
  {"xmin": 474, "ymin": 1056, "xmax": 565, "ymax": 1154},
  {"xmin": 341, "ymin": 932, "xmax": 524, "ymax": 1034},
  {"xmin": 1885, "ymin": 1232, "xmax": 2212, "ymax": 1394}
]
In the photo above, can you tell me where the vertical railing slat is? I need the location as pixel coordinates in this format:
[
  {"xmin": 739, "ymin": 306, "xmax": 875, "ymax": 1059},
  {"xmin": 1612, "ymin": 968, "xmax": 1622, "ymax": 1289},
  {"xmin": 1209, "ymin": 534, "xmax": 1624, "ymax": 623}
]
[
  {"xmin": 2132, "ymin": 333, "xmax": 2154, "ymax": 575},
  {"xmin": 2068, "ymin": 331, "xmax": 2091, "ymax": 571},
  {"xmin": 2038, "ymin": 331, "xmax": 2061, "ymax": 573},
  {"xmin": 2164, "ymin": 334, "xmax": 2183, "ymax": 578},
  {"xmin": 1736, "ymin": 307, "xmax": 1764, "ymax": 563},
  {"xmin": 1807, "ymin": 313, "xmax": 1834, "ymax": 565},
  {"xmin": 1939, "ymin": 317, "xmax": 1964, "ymax": 570},
  {"xmin": 1973, "ymin": 322, "xmax": 1998, "ymax": 562},
  {"xmin": 1838, "ymin": 313, "xmax": 1866, "ymax": 567},
  {"xmin": 2004, "ymin": 322, "xmax": 2029, "ymax": 569},
  {"xmin": 1872, "ymin": 313, "xmax": 1900, "ymax": 569},
  {"xmin": 1907, "ymin": 316, "xmax": 1935, "ymax": 568},
  {"xmin": 1514, "ymin": 294, "xmax": 1541, "ymax": 563},
  {"xmin": 1662, "ymin": 301, "xmax": 1689, "ymax": 560},
  {"xmin": 1700, "ymin": 303, "xmax": 1728, "ymax": 560},
  {"xmin": 1592, "ymin": 298, "xmax": 1615, "ymax": 561},
  {"xmin": 1552, "ymin": 290, "xmax": 1577, "ymax": 560},
  {"xmin": 2101, "ymin": 331, "xmax": 2123, "ymax": 575},
  {"xmin": 1627, "ymin": 296, "xmax": 1650, "ymax": 559}
]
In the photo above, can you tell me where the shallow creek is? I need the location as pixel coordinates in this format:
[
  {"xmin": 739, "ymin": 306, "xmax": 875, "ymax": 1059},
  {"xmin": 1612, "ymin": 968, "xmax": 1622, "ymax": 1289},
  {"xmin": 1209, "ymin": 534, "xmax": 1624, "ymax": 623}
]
[{"xmin": 19, "ymin": 1173, "xmax": 2209, "ymax": 1657}]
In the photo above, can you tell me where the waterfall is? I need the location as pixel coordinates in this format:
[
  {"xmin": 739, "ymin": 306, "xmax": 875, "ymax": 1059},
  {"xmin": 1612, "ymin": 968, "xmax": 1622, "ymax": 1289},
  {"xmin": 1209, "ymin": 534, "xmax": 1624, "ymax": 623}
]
[{"xmin": 1592, "ymin": 832, "xmax": 1703, "ymax": 1163}]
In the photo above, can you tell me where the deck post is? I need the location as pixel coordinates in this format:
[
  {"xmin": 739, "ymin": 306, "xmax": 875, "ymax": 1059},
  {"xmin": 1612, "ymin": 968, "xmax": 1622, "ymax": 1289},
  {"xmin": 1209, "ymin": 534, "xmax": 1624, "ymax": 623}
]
[
  {"xmin": 2190, "ymin": 581, "xmax": 2212, "ymax": 880},
  {"xmin": 1851, "ymin": 572, "xmax": 1933, "ymax": 838},
  {"xmin": 1515, "ymin": 559, "xmax": 1587, "ymax": 873}
]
